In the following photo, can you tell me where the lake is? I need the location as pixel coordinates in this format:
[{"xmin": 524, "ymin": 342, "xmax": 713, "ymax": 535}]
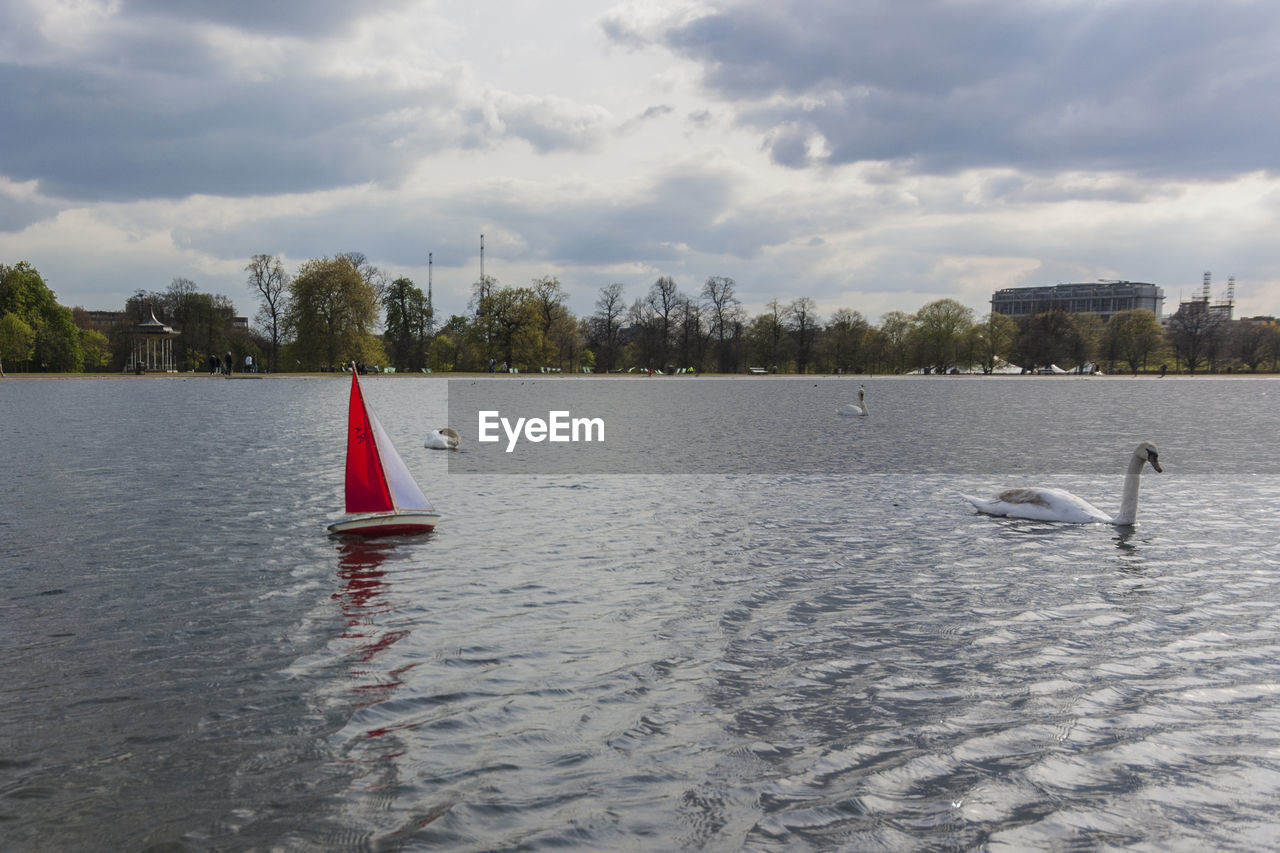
[{"xmin": 2, "ymin": 374, "xmax": 1279, "ymax": 850}]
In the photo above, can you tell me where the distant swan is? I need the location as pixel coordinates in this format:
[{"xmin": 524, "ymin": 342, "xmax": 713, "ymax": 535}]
[
  {"xmin": 838, "ymin": 385, "xmax": 869, "ymax": 417},
  {"xmin": 962, "ymin": 441, "xmax": 1162, "ymax": 525},
  {"xmin": 424, "ymin": 427, "xmax": 461, "ymax": 450}
]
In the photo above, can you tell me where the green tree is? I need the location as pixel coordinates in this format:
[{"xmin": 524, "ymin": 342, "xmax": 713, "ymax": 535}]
[
  {"xmin": 287, "ymin": 256, "xmax": 382, "ymax": 370},
  {"xmin": 1105, "ymin": 309, "xmax": 1165, "ymax": 375},
  {"xmin": 1015, "ymin": 309, "xmax": 1080, "ymax": 372},
  {"xmin": 529, "ymin": 277, "xmax": 572, "ymax": 369},
  {"xmin": 0, "ymin": 262, "xmax": 82, "ymax": 371},
  {"xmin": 470, "ymin": 285, "xmax": 544, "ymax": 371},
  {"xmin": 1070, "ymin": 312, "xmax": 1104, "ymax": 371},
  {"xmin": 383, "ymin": 276, "xmax": 431, "ymax": 370},
  {"xmin": 872, "ymin": 310, "xmax": 916, "ymax": 374},
  {"xmin": 154, "ymin": 278, "xmax": 236, "ymax": 371},
  {"xmin": 426, "ymin": 314, "xmax": 473, "ymax": 372},
  {"xmin": 79, "ymin": 328, "xmax": 111, "ymax": 370},
  {"xmin": 745, "ymin": 302, "xmax": 790, "ymax": 372},
  {"xmin": 0, "ymin": 312, "xmax": 36, "ymax": 375},
  {"xmin": 971, "ymin": 312, "xmax": 1018, "ymax": 373},
  {"xmin": 912, "ymin": 298, "xmax": 973, "ymax": 373}
]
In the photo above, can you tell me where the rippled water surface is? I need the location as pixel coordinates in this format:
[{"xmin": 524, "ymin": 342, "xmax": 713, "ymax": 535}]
[{"xmin": 3, "ymin": 375, "xmax": 1279, "ymax": 851}]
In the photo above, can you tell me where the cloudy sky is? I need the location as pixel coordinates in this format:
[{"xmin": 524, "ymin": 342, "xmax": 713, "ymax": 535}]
[{"xmin": 2, "ymin": 0, "xmax": 1278, "ymax": 325}]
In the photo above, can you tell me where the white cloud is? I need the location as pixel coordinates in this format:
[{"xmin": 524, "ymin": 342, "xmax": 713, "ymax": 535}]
[{"xmin": 1, "ymin": 0, "xmax": 1277, "ymax": 323}]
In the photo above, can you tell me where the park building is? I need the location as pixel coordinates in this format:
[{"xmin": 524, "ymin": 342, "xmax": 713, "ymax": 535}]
[
  {"xmin": 990, "ymin": 281, "xmax": 1164, "ymax": 322},
  {"xmin": 1167, "ymin": 272, "xmax": 1236, "ymax": 324}
]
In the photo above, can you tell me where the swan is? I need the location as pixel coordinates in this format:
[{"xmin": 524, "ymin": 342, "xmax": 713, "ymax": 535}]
[
  {"xmin": 424, "ymin": 427, "xmax": 461, "ymax": 450},
  {"xmin": 961, "ymin": 441, "xmax": 1162, "ymax": 525},
  {"xmin": 838, "ymin": 385, "xmax": 869, "ymax": 417}
]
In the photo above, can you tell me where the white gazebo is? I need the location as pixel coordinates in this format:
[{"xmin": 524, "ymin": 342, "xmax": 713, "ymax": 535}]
[{"xmin": 128, "ymin": 309, "xmax": 179, "ymax": 373}]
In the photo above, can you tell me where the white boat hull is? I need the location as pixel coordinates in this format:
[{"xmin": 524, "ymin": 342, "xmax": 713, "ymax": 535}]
[{"xmin": 327, "ymin": 511, "xmax": 441, "ymax": 537}]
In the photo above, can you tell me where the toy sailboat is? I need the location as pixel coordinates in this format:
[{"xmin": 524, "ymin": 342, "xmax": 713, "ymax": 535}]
[{"xmin": 327, "ymin": 372, "xmax": 441, "ymax": 537}]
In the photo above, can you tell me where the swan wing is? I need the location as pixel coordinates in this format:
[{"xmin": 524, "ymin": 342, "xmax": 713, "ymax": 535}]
[
  {"xmin": 962, "ymin": 487, "xmax": 1111, "ymax": 523},
  {"xmin": 425, "ymin": 429, "xmax": 458, "ymax": 449}
]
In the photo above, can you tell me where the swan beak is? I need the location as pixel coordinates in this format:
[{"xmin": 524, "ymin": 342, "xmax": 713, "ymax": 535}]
[{"xmin": 1148, "ymin": 452, "xmax": 1163, "ymax": 473}]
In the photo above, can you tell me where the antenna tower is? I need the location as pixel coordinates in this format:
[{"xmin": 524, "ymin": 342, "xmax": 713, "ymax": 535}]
[
  {"xmin": 1202, "ymin": 271, "xmax": 1212, "ymax": 302},
  {"xmin": 1226, "ymin": 275, "xmax": 1236, "ymax": 308}
]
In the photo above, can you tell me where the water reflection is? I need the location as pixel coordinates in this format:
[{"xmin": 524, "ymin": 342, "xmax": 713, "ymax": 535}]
[
  {"xmin": 333, "ymin": 540, "xmax": 412, "ymax": 708},
  {"xmin": 1113, "ymin": 527, "xmax": 1138, "ymax": 552}
]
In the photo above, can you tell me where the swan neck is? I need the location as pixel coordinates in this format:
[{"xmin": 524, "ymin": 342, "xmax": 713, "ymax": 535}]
[{"xmin": 1111, "ymin": 452, "xmax": 1146, "ymax": 525}]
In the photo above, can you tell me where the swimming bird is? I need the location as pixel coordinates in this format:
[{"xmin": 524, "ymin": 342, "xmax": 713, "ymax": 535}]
[
  {"xmin": 961, "ymin": 441, "xmax": 1162, "ymax": 525},
  {"xmin": 424, "ymin": 427, "xmax": 461, "ymax": 450},
  {"xmin": 838, "ymin": 385, "xmax": 869, "ymax": 417}
]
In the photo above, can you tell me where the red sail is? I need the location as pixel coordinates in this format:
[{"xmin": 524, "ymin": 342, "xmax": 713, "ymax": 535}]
[{"xmin": 343, "ymin": 372, "xmax": 394, "ymax": 513}]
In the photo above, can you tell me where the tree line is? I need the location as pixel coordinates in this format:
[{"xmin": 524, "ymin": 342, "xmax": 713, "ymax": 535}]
[{"xmin": 3, "ymin": 256, "xmax": 1278, "ymax": 375}]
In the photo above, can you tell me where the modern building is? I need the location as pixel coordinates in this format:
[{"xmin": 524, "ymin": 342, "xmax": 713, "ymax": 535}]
[{"xmin": 990, "ymin": 281, "xmax": 1164, "ymax": 322}]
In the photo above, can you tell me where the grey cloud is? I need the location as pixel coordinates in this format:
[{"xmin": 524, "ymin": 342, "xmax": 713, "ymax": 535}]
[
  {"xmin": 0, "ymin": 4, "xmax": 612, "ymax": 204},
  {"xmin": 164, "ymin": 162, "xmax": 793, "ymax": 308},
  {"xmin": 496, "ymin": 98, "xmax": 610, "ymax": 154},
  {"xmin": 621, "ymin": 0, "xmax": 1280, "ymax": 178},
  {"xmin": 122, "ymin": 0, "xmax": 410, "ymax": 37},
  {"xmin": 0, "ymin": 61, "xmax": 437, "ymax": 200}
]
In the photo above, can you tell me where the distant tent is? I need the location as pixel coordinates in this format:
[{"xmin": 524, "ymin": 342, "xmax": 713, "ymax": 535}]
[{"xmin": 989, "ymin": 358, "xmax": 1022, "ymax": 374}]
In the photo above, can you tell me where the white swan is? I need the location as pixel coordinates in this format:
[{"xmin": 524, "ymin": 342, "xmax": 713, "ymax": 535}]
[
  {"xmin": 838, "ymin": 385, "xmax": 869, "ymax": 417},
  {"xmin": 961, "ymin": 441, "xmax": 1162, "ymax": 525},
  {"xmin": 424, "ymin": 427, "xmax": 461, "ymax": 450}
]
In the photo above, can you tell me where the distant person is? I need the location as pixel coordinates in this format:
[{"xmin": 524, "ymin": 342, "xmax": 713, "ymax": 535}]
[
  {"xmin": 1159, "ymin": 364, "xmax": 1167, "ymax": 378},
  {"xmin": 209, "ymin": 354, "xmax": 219, "ymax": 375},
  {"xmin": 223, "ymin": 352, "xmax": 233, "ymax": 376},
  {"xmin": 245, "ymin": 354, "xmax": 253, "ymax": 373}
]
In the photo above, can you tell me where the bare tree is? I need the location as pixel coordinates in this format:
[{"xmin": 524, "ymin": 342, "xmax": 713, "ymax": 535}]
[
  {"xmin": 647, "ymin": 276, "xmax": 679, "ymax": 370},
  {"xmin": 787, "ymin": 297, "xmax": 820, "ymax": 374},
  {"xmin": 1232, "ymin": 320, "xmax": 1277, "ymax": 373},
  {"xmin": 673, "ymin": 295, "xmax": 708, "ymax": 370},
  {"xmin": 591, "ymin": 283, "xmax": 626, "ymax": 372},
  {"xmin": 339, "ymin": 251, "xmax": 387, "ymax": 303},
  {"xmin": 247, "ymin": 254, "xmax": 289, "ymax": 372},
  {"xmin": 702, "ymin": 275, "xmax": 742, "ymax": 373},
  {"xmin": 824, "ymin": 308, "xmax": 870, "ymax": 373},
  {"xmin": 1166, "ymin": 302, "xmax": 1223, "ymax": 374}
]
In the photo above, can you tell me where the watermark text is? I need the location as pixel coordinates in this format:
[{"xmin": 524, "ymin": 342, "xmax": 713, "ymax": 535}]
[{"xmin": 478, "ymin": 410, "xmax": 605, "ymax": 452}]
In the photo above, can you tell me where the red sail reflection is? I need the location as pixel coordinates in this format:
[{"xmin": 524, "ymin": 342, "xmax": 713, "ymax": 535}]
[{"xmin": 334, "ymin": 540, "xmax": 417, "ymax": 712}]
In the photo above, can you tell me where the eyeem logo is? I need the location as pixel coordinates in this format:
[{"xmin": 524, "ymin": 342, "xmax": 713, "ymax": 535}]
[{"xmin": 478, "ymin": 410, "xmax": 605, "ymax": 453}]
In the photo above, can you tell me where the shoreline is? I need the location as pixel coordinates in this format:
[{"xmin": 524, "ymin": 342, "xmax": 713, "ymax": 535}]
[{"xmin": 3, "ymin": 370, "xmax": 1278, "ymax": 381}]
